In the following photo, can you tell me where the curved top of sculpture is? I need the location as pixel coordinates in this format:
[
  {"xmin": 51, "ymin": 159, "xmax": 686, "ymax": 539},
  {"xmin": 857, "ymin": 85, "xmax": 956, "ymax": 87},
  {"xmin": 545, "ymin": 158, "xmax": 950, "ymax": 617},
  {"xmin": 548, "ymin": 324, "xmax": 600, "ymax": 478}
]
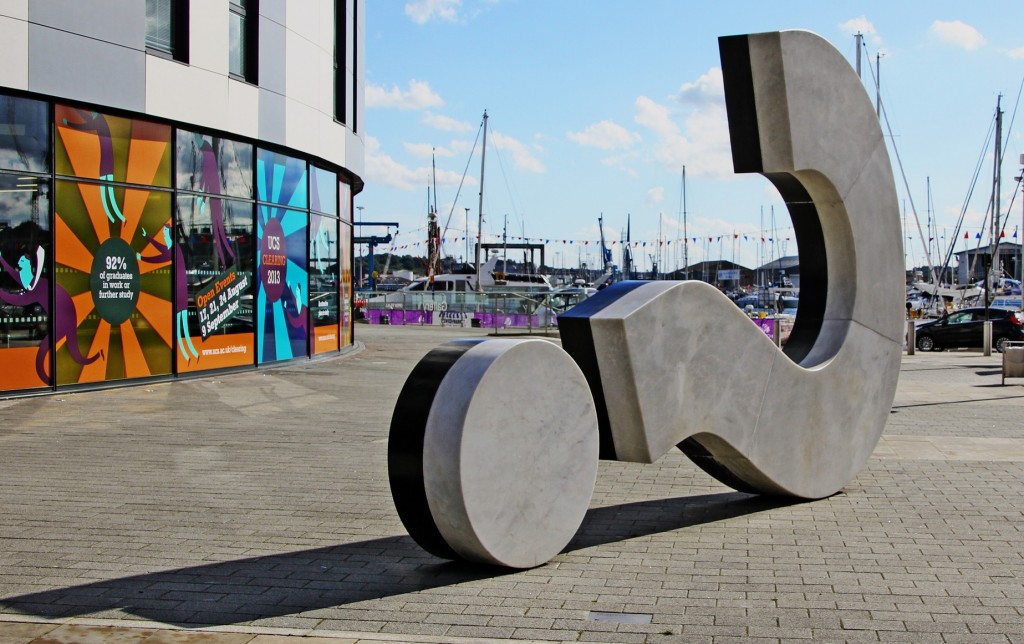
[
  {"xmin": 721, "ymin": 29, "xmax": 904, "ymax": 363},
  {"xmin": 558, "ymin": 30, "xmax": 904, "ymax": 499}
]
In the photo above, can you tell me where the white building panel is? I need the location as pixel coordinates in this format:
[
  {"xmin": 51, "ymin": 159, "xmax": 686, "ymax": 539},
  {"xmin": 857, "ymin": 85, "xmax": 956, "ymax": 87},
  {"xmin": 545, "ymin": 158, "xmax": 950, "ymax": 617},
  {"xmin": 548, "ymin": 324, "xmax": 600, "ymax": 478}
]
[
  {"xmin": 284, "ymin": 26, "xmax": 320, "ymax": 112},
  {"xmin": 145, "ymin": 57, "xmax": 230, "ymax": 132},
  {"xmin": 0, "ymin": 15, "xmax": 28, "ymax": 90},
  {"xmin": 189, "ymin": 0, "xmax": 230, "ymax": 76},
  {"xmin": 226, "ymin": 78, "xmax": 260, "ymax": 140},
  {"xmin": 0, "ymin": 0, "xmax": 28, "ymax": 21}
]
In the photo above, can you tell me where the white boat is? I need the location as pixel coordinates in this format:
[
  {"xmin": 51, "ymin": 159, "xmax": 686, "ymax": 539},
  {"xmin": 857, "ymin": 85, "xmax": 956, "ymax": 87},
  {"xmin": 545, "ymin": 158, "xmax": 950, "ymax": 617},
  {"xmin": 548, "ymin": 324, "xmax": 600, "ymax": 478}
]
[
  {"xmin": 395, "ymin": 253, "xmax": 551, "ymax": 295},
  {"xmin": 912, "ymin": 281, "xmax": 983, "ymax": 302}
]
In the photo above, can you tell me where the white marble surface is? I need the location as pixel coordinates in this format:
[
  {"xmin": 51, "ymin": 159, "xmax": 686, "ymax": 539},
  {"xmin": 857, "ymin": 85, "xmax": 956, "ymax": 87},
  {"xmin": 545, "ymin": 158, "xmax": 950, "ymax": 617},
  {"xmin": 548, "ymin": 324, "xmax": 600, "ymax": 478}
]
[
  {"xmin": 578, "ymin": 30, "xmax": 902, "ymax": 499},
  {"xmin": 421, "ymin": 339, "xmax": 599, "ymax": 568}
]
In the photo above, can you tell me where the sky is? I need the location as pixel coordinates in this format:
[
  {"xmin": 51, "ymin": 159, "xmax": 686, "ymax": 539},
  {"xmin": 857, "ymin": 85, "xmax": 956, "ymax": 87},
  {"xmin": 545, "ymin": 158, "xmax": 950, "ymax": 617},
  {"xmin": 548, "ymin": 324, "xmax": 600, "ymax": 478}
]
[{"xmin": 357, "ymin": 1, "xmax": 1024, "ymax": 274}]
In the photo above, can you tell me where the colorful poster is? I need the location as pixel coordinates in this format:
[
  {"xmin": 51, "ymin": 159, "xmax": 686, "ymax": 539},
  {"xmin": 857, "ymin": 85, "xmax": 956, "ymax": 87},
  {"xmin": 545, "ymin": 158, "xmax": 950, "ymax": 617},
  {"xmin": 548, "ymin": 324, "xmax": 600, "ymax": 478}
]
[
  {"xmin": 56, "ymin": 105, "xmax": 172, "ymax": 188},
  {"xmin": 310, "ymin": 213, "xmax": 339, "ymax": 354},
  {"xmin": 256, "ymin": 149, "xmax": 308, "ymax": 363},
  {"xmin": 340, "ymin": 220, "xmax": 353, "ymax": 348},
  {"xmin": 54, "ymin": 181, "xmax": 173, "ymax": 385},
  {"xmin": 176, "ymin": 130, "xmax": 253, "ymax": 199},
  {"xmin": 175, "ymin": 197, "xmax": 255, "ymax": 372},
  {"xmin": 53, "ymin": 108, "xmax": 173, "ymax": 385},
  {"xmin": 256, "ymin": 206, "xmax": 308, "ymax": 362},
  {"xmin": 339, "ymin": 181, "xmax": 353, "ymax": 347},
  {"xmin": 0, "ymin": 177, "xmax": 51, "ymax": 391}
]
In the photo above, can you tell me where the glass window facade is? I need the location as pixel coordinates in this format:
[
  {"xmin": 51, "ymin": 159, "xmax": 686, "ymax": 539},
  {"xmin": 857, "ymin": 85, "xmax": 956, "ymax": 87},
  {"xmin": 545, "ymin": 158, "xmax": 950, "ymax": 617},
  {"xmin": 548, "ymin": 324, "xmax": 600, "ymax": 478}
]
[
  {"xmin": 175, "ymin": 129, "xmax": 256, "ymax": 373},
  {"xmin": 0, "ymin": 174, "xmax": 51, "ymax": 391},
  {"xmin": 228, "ymin": 4, "xmax": 246, "ymax": 77},
  {"xmin": 146, "ymin": 0, "xmax": 189, "ymax": 63},
  {"xmin": 176, "ymin": 131, "xmax": 253, "ymax": 199},
  {"xmin": 0, "ymin": 96, "xmax": 51, "ymax": 391},
  {"xmin": 255, "ymin": 149, "xmax": 308, "ymax": 364},
  {"xmin": 53, "ymin": 106, "xmax": 175, "ymax": 386},
  {"xmin": 310, "ymin": 166, "xmax": 339, "ymax": 354},
  {"xmin": 339, "ymin": 181, "xmax": 352, "ymax": 347},
  {"xmin": 229, "ymin": 0, "xmax": 257, "ymax": 83},
  {"xmin": 175, "ymin": 195, "xmax": 255, "ymax": 372},
  {"xmin": 0, "ymin": 95, "xmax": 356, "ymax": 395},
  {"xmin": 145, "ymin": 0, "xmax": 174, "ymax": 53},
  {"xmin": 0, "ymin": 96, "xmax": 49, "ymax": 173}
]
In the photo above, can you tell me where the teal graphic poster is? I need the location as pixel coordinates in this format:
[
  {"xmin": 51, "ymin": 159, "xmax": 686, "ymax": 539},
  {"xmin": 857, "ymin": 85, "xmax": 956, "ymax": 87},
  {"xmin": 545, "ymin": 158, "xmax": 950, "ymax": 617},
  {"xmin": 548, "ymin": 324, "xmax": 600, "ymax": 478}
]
[{"xmin": 255, "ymin": 150, "xmax": 308, "ymax": 363}]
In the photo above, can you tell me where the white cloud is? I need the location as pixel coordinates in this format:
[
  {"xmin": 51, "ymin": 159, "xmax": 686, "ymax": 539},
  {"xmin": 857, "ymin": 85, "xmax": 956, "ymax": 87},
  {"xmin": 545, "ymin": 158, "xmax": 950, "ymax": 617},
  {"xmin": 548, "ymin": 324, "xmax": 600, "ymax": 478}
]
[
  {"xmin": 403, "ymin": 140, "xmax": 472, "ymax": 159},
  {"xmin": 490, "ymin": 132, "xmax": 544, "ymax": 173},
  {"xmin": 839, "ymin": 16, "xmax": 882, "ymax": 46},
  {"xmin": 403, "ymin": 142, "xmax": 458, "ymax": 159},
  {"xmin": 1007, "ymin": 47, "xmax": 1024, "ymax": 59},
  {"xmin": 601, "ymin": 154, "xmax": 640, "ymax": 179},
  {"xmin": 423, "ymin": 113, "xmax": 473, "ymax": 132},
  {"xmin": 646, "ymin": 187, "xmax": 664, "ymax": 206},
  {"xmin": 674, "ymin": 68, "xmax": 724, "ymax": 107},
  {"xmin": 930, "ymin": 20, "xmax": 985, "ymax": 51},
  {"xmin": 365, "ymin": 136, "xmax": 470, "ymax": 191},
  {"xmin": 634, "ymin": 68, "xmax": 733, "ymax": 180},
  {"xmin": 567, "ymin": 120, "xmax": 640, "ymax": 150},
  {"xmin": 366, "ymin": 80, "xmax": 444, "ymax": 110},
  {"xmin": 405, "ymin": 0, "xmax": 461, "ymax": 24}
]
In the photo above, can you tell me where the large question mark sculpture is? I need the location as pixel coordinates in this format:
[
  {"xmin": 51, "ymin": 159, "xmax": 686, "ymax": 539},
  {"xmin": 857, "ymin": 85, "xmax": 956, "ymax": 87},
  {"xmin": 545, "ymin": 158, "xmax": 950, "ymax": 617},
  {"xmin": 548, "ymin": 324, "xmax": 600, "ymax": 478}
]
[{"xmin": 388, "ymin": 30, "xmax": 903, "ymax": 568}]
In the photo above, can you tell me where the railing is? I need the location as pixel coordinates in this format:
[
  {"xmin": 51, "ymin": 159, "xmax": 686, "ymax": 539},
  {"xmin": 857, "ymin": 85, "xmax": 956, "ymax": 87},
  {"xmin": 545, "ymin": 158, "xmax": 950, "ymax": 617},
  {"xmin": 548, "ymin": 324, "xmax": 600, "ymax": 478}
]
[{"xmin": 357, "ymin": 289, "xmax": 591, "ymax": 335}]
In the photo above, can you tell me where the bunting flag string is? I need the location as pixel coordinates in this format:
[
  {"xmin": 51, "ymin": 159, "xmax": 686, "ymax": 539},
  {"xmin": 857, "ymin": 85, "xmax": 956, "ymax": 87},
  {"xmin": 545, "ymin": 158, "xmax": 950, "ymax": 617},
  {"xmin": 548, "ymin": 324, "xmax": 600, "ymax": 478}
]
[{"xmin": 370, "ymin": 227, "xmax": 1010, "ymax": 253}]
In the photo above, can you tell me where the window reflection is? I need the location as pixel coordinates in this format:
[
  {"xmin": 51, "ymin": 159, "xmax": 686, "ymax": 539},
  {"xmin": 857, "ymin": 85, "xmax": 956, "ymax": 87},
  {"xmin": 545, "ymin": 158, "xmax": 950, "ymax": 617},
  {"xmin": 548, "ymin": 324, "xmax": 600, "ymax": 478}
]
[
  {"xmin": 311, "ymin": 166, "xmax": 338, "ymax": 216},
  {"xmin": 0, "ymin": 95, "xmax": 49, "ymax": 173},
  {"xmin": 176, "ymin": 130, "xmax": 253, "ymax": 200},
  {"xmin": 177, "ymin": 195, "xmax": 256, "ymax": 340},
  {"xmin": 146, "ymin": 0, "xmax": 174, "ymax": 53},
  {"xmin": 0, "ymin": 176, "xmax": 51, "ymax": 390},
  {"xmin": 340, "ymin": 221, "xmax": 352, "ymax": 347},
  {"xmin": 310, "ymin": 213, "xmax": 339, "ymax": 353}
]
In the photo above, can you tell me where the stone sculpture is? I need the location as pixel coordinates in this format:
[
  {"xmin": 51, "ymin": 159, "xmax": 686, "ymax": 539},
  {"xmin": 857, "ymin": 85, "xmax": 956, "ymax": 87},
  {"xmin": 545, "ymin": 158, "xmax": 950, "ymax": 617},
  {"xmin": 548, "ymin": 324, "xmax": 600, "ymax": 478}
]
[{"xmin": 388, "ymin": 30, "xmax": 903, "ymax": 568}]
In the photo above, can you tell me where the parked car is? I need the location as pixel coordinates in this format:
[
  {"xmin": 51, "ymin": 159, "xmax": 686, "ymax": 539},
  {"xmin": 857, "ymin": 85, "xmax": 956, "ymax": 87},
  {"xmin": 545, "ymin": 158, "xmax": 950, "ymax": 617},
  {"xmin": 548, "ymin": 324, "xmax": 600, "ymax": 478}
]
[{"xmin": 914, "ymin": 307, "xmax": 1024, "ymax": 353}]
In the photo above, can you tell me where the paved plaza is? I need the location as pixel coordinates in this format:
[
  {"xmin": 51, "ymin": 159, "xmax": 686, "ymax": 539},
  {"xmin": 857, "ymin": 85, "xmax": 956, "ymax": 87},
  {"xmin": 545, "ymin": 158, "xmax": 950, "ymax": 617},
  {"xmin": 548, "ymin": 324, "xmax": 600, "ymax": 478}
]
[{"xmin": 1, "ymin": 323, "xmax": 1023, "ymax": 643}]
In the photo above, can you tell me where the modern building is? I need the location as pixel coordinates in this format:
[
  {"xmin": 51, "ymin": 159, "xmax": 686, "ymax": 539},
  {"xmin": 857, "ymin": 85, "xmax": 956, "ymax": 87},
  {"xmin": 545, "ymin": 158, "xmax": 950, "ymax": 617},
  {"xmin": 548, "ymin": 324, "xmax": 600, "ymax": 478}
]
[
  {"xmin": 668, "ymin": 260, "xmax": 754, "ymax": 287},
  {"xmin": 0, "ymin": 1, "xmax": 365, "ymax": 396},
  {"xmin": 755, "ymin": 255, "xmax": 800, "ymax": 287},
  {"xmin": 953, "ymin": 242, "xmax": 1022, "ymax": 284}
]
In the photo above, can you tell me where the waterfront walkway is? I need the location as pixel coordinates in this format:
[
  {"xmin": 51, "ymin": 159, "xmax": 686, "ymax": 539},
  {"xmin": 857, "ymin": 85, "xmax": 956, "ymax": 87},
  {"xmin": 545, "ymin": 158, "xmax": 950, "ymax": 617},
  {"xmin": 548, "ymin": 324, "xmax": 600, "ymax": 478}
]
[{"xmin": 1, "ymin": 324, "xmax": 1023, "ymax": 643}]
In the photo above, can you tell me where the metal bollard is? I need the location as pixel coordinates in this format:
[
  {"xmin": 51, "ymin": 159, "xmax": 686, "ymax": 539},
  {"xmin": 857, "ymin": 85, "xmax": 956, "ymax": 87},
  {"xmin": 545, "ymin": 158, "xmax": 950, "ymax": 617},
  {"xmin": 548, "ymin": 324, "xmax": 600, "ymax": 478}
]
[
  {"xmin": 906, "ymin": 319, "xmax": 915, "ymax": 355},
  {"xmin": 983, "ymin": 320, "xmax": 992, "ymax": 356}
]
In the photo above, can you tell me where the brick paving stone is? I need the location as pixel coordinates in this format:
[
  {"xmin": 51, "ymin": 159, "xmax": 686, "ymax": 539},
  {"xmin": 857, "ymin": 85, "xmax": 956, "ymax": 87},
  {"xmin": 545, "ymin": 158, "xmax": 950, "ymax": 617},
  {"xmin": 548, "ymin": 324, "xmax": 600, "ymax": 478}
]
[
  {"xmin": 1, "ymin": 329, "xmax": 1023, "ymax": 642},
  {"xmin": 246, "ymin": 634, "xmax": 356, "ymax": 638}
]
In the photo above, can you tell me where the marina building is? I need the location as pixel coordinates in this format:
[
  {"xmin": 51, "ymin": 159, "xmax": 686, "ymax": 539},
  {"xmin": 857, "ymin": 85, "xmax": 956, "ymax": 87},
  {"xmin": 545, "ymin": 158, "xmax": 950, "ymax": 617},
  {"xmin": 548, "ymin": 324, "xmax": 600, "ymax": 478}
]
[{"xmin": 0, "ymin": 1, "xmax": 365, "ymax": 395}]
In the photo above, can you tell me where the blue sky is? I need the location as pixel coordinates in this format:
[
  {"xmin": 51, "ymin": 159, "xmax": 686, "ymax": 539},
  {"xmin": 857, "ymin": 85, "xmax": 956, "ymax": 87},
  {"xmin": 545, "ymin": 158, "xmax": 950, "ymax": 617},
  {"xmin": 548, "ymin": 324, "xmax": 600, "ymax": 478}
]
[{"xmin": 357, "ymin": 1, "xmax": 1024, "ymax": 273}]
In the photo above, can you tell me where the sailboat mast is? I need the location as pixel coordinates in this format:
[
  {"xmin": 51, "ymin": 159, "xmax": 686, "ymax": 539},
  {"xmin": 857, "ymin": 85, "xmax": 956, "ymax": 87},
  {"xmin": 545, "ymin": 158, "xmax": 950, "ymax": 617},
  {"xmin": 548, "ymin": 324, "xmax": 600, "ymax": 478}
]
[
  {"xmin": 992, "ymin": 96, "xmax": 1003, "ymax": 267},
  {"xmin": 682, "ymin": 165, "xmax": 688, "ymax": 279},
  {"xmin": 475, "ymin": 110, "xmax": 488, "ymax": 292}
]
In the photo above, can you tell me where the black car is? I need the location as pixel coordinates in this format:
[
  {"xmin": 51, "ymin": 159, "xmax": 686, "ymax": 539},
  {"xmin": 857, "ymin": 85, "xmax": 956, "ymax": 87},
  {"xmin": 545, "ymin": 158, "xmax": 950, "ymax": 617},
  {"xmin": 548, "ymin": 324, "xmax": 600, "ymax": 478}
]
[{"xmin": 914, "ymin": 307, "xmax": 1024, "ymax": 353}]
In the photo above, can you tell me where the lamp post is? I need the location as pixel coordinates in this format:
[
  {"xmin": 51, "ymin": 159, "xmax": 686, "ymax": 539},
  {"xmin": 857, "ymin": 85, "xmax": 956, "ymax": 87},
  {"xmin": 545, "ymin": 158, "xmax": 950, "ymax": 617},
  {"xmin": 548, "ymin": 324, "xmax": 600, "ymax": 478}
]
[{"xmin": 355, "ymin": 206, "xmax": 364, "ymax": 286}]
